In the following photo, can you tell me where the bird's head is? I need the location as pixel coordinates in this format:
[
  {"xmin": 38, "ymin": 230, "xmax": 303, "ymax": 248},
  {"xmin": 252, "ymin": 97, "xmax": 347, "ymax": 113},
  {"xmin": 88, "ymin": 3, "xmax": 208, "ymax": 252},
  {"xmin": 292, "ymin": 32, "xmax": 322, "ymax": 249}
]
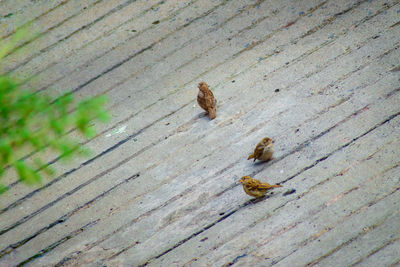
[
  {"xmin": 262, "ymin": 137, "xmax": 274, "ymax": 146},
  {"xmin": 239, "ymin": 176, "xmax": 252, "ymax": 184},
  {"xmin": 198, "ymin": 82, "xmax": 208, "ymax": 91}
]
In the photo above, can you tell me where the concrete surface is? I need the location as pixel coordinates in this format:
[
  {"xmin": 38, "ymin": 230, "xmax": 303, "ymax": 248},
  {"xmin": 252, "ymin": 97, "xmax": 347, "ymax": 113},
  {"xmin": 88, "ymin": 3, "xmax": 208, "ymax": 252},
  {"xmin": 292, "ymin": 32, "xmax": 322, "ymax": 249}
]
[{"xmin": 0, "ymin": 0, "xmax": 399, "ymax": 266}]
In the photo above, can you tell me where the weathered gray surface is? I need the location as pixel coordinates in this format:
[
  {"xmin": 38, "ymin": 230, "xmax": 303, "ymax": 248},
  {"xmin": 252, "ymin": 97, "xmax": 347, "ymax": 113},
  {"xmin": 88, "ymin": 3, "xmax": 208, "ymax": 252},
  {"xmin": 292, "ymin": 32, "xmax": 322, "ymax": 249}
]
[{"xmin": 0, "ymin": 0, "xmax": 399, "ymax": 266}]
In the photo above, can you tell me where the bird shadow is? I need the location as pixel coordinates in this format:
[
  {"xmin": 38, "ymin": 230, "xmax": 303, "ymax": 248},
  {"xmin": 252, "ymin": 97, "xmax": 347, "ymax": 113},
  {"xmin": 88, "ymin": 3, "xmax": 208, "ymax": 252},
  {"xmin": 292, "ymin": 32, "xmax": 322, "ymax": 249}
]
[
  {"xmin": 253, "ymin": 158, "xmax": 274, "ymax": 166},
  {"xmin": 246, "ymin": 191, "xmax": 279, "ymax": 205},
  {"xmin": 249, "ymin": 195, "xmax": 270, "ymax": 205},
  {"xmin": 197, "ymin": 112, "xmax": 215, "ymax": 121}
]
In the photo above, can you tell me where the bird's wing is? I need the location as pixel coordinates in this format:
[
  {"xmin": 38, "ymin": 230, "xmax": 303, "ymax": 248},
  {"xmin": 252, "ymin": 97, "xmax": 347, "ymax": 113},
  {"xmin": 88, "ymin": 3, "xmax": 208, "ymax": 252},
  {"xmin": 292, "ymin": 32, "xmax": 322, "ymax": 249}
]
[
  {"xmin": 256, "ymin": 182, "xmax": 273, "ymax": 189},
  {"xmin": 205, "ymin": 96, "xmax": 215, "ymax": 108},
  {"xmin": 253, "ymin": 144, "xmax": 264, "ymax": 159},
  {"xmin": 247, "ymin": 179, "xmax": 263, "ymax": 189}
]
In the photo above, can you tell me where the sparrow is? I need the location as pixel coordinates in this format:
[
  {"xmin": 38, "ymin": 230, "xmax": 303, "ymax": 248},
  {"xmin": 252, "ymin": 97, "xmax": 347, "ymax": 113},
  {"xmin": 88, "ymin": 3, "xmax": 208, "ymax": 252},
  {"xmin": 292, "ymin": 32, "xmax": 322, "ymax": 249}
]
[
  {"xmin": 197, "ymin": 82, "xmax": 217, "ymax": 120},
  {"xmin": 248, "ymin": 137, "xmax": 274, "ymax": 162},
  {"xmin": 239, "ymin": 176, "xmax": 282, "ymax": 198}
]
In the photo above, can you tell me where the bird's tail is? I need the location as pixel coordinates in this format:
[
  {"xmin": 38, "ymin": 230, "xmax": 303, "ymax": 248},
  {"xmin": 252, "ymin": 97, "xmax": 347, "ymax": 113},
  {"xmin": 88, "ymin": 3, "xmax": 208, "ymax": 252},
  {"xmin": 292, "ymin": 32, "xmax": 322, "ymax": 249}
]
[
  {"xmin": 248, "ymin": 154, "xmax": 255, "ymax": 160},
  {"xmin": 271, "ymin": 184, "xmax": 283, "ymax": 188}
]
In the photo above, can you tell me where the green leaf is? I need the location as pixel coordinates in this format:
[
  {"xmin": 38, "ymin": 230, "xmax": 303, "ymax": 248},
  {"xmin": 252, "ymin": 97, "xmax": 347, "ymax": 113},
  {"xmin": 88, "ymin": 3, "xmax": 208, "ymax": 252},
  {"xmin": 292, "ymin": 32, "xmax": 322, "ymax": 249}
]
[
  {"xmin": 98, "ymin": 110, "xmax": 110, "ymax": 122},
  {"xmin": 15, "ymin": 160, "xmax": 41, "ymax": 185},
  {"xmin": 33, "ymin": 157, "xmax": 55, "ymax": 176},
  {"xmin": 0, "ymin": 22, "xmax": 35, "ymax": 61},
  {"xmin": 0, "ymin": 138, "xmax": 13, "ymax": 164},
  {"xmin": 0, "ymin": 76, "xmax": 17, "ymax": 93},
  {"xmin": 50, "ymin": 118, "xmax": 66, "ymax": 135},
  {"xmin": 0, "ymin": 28, "xmax": 110, "ymax": 194},
  {"xmin": 83, "ymin": 125, "xmax": 96, "ymax": 138},
  {"xmin": 0, "ymin": 184, "xmax": 8, "ymax": 194},
  {"xmin": 57, "ymin": 140, "xmax": 80, "ymax": 161}
]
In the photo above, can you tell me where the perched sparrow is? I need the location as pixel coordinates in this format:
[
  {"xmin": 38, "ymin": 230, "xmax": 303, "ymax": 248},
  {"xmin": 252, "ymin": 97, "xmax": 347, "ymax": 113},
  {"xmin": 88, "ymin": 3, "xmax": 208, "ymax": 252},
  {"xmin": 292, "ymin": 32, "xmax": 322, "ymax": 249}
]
[
  {"xmin": 248, "ymin": 137, "xmax": 274, "ymax": 162},
  {"xmin": 239, "ymin": 176, "xmax": 282, "ymax": 198},
  {"xmin": 197, "ymin": 82, "xmax": 217, "ymax": 120}
]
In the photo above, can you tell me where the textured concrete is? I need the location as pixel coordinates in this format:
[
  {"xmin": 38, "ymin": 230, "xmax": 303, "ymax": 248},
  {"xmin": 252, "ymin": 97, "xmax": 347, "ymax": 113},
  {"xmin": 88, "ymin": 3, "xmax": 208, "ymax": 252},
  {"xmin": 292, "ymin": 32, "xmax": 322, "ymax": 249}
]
[{"xmin": 0, "ymin": 0, "xmax": 399, "ymax": 266}]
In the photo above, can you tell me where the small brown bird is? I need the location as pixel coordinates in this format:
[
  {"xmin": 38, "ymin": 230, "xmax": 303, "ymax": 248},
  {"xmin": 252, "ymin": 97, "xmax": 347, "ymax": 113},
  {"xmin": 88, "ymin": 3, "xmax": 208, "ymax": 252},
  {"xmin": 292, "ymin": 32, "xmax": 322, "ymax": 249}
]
[
  {"xmin": 239, "ymin": 176, "xmax": 282, "ymax": 198},
  {"xmin": 248, "ymin": 137, "xmax": 274, "ymax": 162},
  {"xmin": 197, "ymin": 82, "xmax": 217, "ymax": 120}
]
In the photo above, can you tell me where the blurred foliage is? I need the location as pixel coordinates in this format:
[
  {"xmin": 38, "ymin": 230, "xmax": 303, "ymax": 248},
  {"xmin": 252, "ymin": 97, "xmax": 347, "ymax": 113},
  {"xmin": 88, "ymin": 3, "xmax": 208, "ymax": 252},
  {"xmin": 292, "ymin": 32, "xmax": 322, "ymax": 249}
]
[{"xmin": 0, "ymin": 26, "xmax": 109, "ymax": 194}]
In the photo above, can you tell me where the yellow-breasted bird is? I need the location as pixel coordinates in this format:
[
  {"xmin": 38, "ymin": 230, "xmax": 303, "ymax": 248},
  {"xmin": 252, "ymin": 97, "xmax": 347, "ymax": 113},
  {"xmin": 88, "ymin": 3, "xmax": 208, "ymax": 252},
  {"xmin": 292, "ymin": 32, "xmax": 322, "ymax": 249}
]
[
  {"xmin": 239, "ymin": 176, "xmax": 282, "ymax": 198},
  {"xmin": 248, "ymin": 137, "xmax": 274, "ymax": 162},
  {"xmin": 197, "ymin": 82, "xmax": 217, "ymax": 120}
]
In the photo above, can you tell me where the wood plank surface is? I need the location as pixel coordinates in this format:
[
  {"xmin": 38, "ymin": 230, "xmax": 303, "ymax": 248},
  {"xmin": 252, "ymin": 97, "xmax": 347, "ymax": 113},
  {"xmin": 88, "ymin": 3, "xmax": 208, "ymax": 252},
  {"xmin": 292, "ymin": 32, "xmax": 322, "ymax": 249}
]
[{"xmin": 0, "ymin": 0, "xmax": 399, "ymax": 266}]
